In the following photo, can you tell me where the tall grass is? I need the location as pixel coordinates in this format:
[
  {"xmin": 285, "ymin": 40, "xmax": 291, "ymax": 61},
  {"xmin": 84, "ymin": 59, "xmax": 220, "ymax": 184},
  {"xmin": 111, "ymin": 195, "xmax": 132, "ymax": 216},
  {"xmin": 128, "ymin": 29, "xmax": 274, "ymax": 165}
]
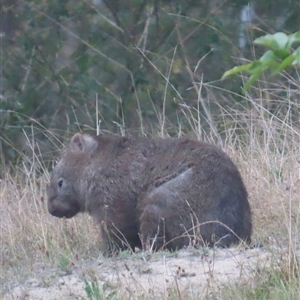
[{"xmin": 1, "ymin": 80, "xmax": 299, "ymax": 299}]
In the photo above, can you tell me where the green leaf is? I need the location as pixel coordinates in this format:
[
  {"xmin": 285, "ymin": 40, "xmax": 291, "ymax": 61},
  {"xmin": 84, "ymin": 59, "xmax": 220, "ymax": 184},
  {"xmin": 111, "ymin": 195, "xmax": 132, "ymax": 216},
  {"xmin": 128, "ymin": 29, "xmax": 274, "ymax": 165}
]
[
  {"xmin": 243, "ymin": 67, "xmax": 265, "ymax": 92},
  {"xmin": 255, "ymin": 32, "xmax": 289, "ymax": 51},
  {"xmin": 272, "ymin": 32, "xmax": 289, "ymax": 49},
  {"xmin": 292, "ymin": 47, "xmax": 300, "ymax": 66},
  {"xmin": 287, "ymin": 31, "xmax": 300, "ymax": 48},
  {"xmin": 257, "ymin": 50, "xmax": 280, "ymax": 72},
  {"xmin": 248, "ymin": 60, "xmax": 263, "ymax": 72},
  {"xmin": 273, "ymin": 48, "xmax": 290, "ymax": 60},
  {"xmin": 221, "ymin": 63, "xmax": 252, "ymax": 79},
  {"xmin": 254, "ymin": 34, "xmax": 279, "ymax": 50},
  {"xmin": 259, "ymin": 50, "xmax": 277, "ymax": 63},
  {"xmin": 274, "ymin": 54, "xmax": 296, "ymax": 73}
]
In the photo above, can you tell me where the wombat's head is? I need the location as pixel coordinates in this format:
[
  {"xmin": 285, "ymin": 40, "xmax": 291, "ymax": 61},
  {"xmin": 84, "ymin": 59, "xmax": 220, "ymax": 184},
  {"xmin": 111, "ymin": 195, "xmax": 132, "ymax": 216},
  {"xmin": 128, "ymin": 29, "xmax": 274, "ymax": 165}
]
[{"xmin": 47, "ymin": 133, "xmax": 98, "ymax": 219}]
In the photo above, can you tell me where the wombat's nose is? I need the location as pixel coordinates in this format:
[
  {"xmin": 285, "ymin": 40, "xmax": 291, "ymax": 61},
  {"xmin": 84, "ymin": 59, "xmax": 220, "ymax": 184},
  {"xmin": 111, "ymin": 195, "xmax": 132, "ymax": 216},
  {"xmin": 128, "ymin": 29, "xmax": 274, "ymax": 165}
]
[{"xmin": 48, "ymin": 204, "xmax": 59, "ymax": 217}]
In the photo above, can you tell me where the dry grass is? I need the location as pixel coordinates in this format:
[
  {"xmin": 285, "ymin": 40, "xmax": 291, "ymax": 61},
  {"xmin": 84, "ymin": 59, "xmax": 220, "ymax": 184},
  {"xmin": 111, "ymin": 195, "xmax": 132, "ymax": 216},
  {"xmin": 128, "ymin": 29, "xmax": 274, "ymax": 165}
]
[{"xmin": 1, "ymin": 81, "xmax": 300, "ymax": 299}]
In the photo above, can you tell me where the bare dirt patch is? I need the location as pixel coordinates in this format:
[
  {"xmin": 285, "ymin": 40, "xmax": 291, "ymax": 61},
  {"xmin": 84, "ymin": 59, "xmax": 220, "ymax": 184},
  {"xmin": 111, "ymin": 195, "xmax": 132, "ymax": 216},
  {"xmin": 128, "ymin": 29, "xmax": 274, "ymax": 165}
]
[{"xmin": 3, "ymin": 246, "xmax": 275, "ymax": 300}]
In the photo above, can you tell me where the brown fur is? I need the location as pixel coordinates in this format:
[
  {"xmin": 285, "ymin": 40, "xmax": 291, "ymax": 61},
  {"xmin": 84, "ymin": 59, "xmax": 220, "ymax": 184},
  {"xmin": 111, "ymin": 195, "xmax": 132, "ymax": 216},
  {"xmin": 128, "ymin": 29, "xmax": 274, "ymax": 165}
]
[{"xmin": 47, "ymin": 133, "xmax": 252, "ymax": 254}]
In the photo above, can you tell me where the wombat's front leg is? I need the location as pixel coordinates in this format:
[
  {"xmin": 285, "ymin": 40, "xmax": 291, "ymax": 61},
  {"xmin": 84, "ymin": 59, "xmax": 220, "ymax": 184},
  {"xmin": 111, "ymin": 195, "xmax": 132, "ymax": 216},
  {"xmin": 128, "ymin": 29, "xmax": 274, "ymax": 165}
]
[
  {"xmin": 99, "ymin": 220, "xmax": 129, "ymax": 255},
  {"xmin": 99, "ymin": 218, "xmax": 142, "ymax": 255},
  {"xmin": 99, "ymin": 220, "xmax": 114, "ymax": 255}
]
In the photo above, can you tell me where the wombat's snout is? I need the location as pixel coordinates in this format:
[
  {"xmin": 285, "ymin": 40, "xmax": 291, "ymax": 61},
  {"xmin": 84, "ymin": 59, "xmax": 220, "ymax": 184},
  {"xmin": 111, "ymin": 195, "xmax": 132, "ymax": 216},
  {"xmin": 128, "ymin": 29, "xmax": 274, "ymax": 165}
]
[
  {"xmin": 47, "ymin": 199, "xmax": 62, "ymax": 218},
  {"xmin": 47, "ymin": 192, "xmax": 81, "ymax": 219},
  {"xmin": 48, "ymin": 201, "xmax": 74, "ymax": 218}
]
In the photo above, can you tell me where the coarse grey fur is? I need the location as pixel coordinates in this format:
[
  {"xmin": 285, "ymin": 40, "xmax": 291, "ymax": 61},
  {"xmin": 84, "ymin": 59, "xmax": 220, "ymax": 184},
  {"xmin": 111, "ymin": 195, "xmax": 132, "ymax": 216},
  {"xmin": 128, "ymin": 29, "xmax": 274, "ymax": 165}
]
[{"xmin": 47, "ymin": 133, "xmax": 252, "ymax": 254}]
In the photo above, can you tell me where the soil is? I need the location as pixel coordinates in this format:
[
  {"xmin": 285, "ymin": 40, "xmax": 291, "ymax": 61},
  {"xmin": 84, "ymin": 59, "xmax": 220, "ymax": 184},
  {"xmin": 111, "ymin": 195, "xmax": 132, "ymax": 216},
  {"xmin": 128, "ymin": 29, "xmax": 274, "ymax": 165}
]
[{"xmin": 2, "ymin": 246, "xmax": 274, "ymax": 299}]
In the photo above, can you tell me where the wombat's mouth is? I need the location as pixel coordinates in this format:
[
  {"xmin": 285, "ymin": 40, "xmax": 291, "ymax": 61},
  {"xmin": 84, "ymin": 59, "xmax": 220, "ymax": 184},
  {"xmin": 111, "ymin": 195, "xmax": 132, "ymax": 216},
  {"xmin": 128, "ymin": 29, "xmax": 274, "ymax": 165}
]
[
  {"xmin": 49, "ymin": 208, "xmax": 76, "ymax": 219},
  {"xmin": 49, "ymin": 209, "xmax": 65, "ymax": 218},
  {"xmin": 48, "ymin": 198, "xmax": 80, "ymax": 219}
]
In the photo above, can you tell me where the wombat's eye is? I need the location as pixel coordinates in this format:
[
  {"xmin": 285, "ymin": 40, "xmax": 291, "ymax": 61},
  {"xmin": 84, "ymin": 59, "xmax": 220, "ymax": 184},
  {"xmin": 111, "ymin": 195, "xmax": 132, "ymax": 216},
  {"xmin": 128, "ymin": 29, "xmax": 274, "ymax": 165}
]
[{"xmin": 58, "ymin": 179, "xmax": 63, "ymax": 188}]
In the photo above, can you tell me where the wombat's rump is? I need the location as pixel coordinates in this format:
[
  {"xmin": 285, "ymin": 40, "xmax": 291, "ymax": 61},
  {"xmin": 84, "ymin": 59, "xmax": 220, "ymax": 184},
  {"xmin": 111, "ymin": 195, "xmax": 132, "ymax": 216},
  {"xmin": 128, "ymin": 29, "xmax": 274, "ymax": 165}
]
[{"xmin": 47, "ymin": 133, "xmax": 252, "ymax": 254}]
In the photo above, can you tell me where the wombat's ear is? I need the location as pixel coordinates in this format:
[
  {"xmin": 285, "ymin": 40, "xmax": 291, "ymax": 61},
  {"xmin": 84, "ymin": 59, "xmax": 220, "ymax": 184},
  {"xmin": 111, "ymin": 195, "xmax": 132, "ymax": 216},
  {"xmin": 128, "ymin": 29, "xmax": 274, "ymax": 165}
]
[{"xmin": 69, "ymin": 133, "xmax": 98, "ymax": 156}]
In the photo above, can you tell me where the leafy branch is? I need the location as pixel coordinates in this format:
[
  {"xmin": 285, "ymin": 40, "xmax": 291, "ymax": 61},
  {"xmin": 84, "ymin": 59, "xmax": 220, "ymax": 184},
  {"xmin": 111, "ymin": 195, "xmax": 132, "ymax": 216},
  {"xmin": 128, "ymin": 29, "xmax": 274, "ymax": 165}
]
[{"xmin": 222, "ymin": 31, "xmax": 300, "ymax": 91}]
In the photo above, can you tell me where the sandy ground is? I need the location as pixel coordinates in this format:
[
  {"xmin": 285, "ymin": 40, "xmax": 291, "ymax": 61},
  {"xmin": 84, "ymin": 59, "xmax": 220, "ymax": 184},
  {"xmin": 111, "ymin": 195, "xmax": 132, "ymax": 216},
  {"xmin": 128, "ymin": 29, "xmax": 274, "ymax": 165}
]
[{"xmin": 2, "ymin": 246, "xmax": 277, "ymax": 300}]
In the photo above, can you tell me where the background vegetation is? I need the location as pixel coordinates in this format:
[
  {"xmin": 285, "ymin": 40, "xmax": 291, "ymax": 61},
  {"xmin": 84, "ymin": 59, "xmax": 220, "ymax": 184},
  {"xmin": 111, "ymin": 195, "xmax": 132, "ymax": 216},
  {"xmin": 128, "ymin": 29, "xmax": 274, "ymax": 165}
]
[{"xmin": 1, "ymin": 0, "xmax": 299, "ymax": 166}]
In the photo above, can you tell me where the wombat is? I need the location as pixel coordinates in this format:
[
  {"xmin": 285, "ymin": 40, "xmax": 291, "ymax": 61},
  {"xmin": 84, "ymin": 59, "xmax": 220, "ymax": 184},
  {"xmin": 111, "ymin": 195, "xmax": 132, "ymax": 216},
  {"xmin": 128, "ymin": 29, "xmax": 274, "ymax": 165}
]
[{"xmin": 47, "ymin": 133, "xmax": 252, "ymax": 254}]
